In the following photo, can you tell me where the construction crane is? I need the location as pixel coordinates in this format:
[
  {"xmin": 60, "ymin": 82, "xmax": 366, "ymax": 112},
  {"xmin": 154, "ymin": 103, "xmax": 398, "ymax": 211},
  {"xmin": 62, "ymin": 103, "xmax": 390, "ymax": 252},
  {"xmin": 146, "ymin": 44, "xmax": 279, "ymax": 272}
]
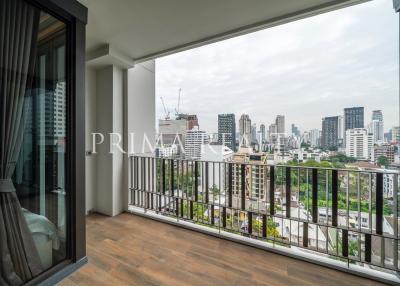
[
  {"xmin": 160, "ymin": 96, "xmax": 170, "ymax": 120},
  {"xmin": 175, "ymin": 88, "xmax": 182, "ymax": 116}
]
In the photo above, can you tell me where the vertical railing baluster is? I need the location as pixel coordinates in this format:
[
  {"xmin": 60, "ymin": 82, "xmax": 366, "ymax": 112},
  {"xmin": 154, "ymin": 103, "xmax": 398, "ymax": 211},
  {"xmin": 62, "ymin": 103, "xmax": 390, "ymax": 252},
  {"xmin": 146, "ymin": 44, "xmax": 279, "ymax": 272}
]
[
  {"xmin": 376, "ymin": 172, "xmax": 383, "ymax": 235},
  {"xmin": 205, "ymin": 162, "xmax": 209, "ymax": 204},
  {"xmin": 211, "ymin": 205, "xmax": 215, "ymax": 225},
  {"xmin": 365, "ymin": 233, "xmax": 371, "ymax": 263},
  {"xmin": 248, "ymin": 212, "xmax": 252, "ymax": 235},
  {"xmin": 286, "ymin": 166, "xmax": 291, "ymax": 218},
  {"xmin": 222, "ymin": 207, "xmax": 227, "ymax": 228},
  {"xmin": 393, "ymin": 174, "xmax": 399, "ymax": 270},
  {"xmin": 270, "ymin": 166, "xmax": 275, "ymax": 216},
  {"xmin": 241, "ymin": 164, "xmax": 246, "ymax": 211},
  {"xmin": 228, "ymin": 163, "xmax": 233, "ymax": 208},
  {"xmin": 190, "ymin": 200, "xmax": 194, "ymax": 220},
  {"xmin": 303, "ymin": 222, "xmax": 308, "ymax": 248},
  {"xmin": 262, "ymin": 214, "xmax": 267, "ymax": 238},
  {"xmin": 194, "ymin": 161, "xmax": 198, "ymax": 202},
  {"xmin": 162, "ymin": 159, "xmax": 166, "ymax": 195},
  {"xmin": 332, "ymin": 170, "xmax": 338, "ymax": 227},
  {"xmin": 170, "ymin": 159, "xmax": 174, "ymax": 197},
  {"xmin": 342, "ymin": 229, "xmax": 348, "ymax": 258},
  {"xmin": 312, "ymin": 168, "xmax": 318, "ymax": 223}
]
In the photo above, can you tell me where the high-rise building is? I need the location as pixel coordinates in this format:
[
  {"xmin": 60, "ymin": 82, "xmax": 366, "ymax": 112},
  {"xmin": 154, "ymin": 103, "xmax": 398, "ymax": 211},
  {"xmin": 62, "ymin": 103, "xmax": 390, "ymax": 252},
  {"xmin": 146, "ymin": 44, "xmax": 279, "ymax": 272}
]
[
  {"xmin": 392, "ymin": 126, "xmax": 400, "ymax": 143},
  {"xmin": 338, "ymin": 115, "xmax": 344, "ymax": 140},
  {"xmin": 259, "ymin": 124, "xmax": 266, "ymax": 143},
  {"xmin": 184, "ymin": 127, "xmax": 209, "ymax": 159},
  {"xmin": 368, "ymin": 110, "xmax": 384, "ymax": 144},
  {"xmin": 239, "ymin": 114, "xmax": 251, "ymax": 147},
  {"xmin": 291, "ymin": 124, "xmax": 300, "ymax": 136},
  {"xmin": 54, "ymin": 82, "xmax": 66, "ymax": 138},
  {"xmin": 368, "ymin": 120, "xmax": 384, "ymax": 144},
  {"xmin": 385, "ymin": 130, "xmax": 393, "ymax": 142},
  {"xmin": 158, "ymin": 119, "xmax": 187, "ymax": 149},
  {"xmin": 268, "ymin": 123, "xmax": 278, "ymax": 143},
  {"xmin": 373, "ymin": 144, "xmax": 395, "ymax": 164},
  {"xmin": 309, "ymin": 129, "xmax": 320, "ymax": 147},
  {"xmin": 345, "ymin": 128, "xmax": 373, "ymax": 160},
  {"xmin": 344, "ymin": 107, "xmax": 364, "ymax": 130},
  {"xmin": 231, "ymin": 151, "xmax": 268, "ymax": 199},
  {"xmin": 372, "ymin": 110, "xmax": 383, "ymax": 121},
  {"xmin": 176, "ymin": 113, "xmax": 199, "ymax": 130},
  {"xmin": 321, "ymin": 116, "xmax": 339, "ymax": 149},
  {"xmin": 275, "ymin": 115, "xmax": 285, "ymax": 134},
  {"xmin": 251, "ymin": 123, "xmax": 257, "ymax": 144},
  {"xmin": 218, "ymin": 114, "xmax": 236, "ymax": 151},
  {"xmin": 344, "ymin": 107, "xmax": 364, "ymax": 147}
]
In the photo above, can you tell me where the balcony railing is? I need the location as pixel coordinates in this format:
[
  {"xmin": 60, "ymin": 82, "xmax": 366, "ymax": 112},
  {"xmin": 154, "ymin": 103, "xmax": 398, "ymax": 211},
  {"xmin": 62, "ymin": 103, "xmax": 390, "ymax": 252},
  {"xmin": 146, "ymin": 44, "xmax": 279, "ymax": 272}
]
[{"xmin": 128, "ymin": 155, "xmax": 400, "ymax": 282}]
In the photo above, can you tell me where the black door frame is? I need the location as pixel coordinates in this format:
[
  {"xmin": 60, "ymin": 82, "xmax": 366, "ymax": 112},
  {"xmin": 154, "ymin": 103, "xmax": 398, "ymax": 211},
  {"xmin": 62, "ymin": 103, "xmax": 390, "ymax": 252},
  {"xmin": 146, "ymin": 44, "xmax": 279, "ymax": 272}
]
[{"xmin": 21, "ymin": 0, "xmax": 87, "ymax": 285}]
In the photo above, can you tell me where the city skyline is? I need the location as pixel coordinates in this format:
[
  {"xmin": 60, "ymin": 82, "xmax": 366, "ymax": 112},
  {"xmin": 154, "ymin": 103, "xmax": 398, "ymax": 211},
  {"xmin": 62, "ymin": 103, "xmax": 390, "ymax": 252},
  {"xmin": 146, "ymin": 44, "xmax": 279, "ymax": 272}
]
[{"xmin": 156, "ymin": 0, "xmax": 399, "ymax": 134}]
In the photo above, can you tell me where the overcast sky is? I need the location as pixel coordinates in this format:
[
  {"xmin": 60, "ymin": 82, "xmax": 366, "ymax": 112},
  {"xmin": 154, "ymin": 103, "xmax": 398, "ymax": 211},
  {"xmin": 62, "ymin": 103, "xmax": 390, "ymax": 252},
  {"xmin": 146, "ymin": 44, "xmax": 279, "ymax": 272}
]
[{"xmin": 156, "ymin": 0, "xmax": 399, "ymax": 134}]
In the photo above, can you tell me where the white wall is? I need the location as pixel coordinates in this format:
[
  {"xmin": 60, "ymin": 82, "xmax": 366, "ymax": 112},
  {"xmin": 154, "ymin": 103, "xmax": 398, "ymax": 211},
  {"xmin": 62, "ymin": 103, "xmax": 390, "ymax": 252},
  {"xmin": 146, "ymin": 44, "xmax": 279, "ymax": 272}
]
[
  {"xmin": 126, "ymin": 61, "xmax": 156, "ymax": 154},
  {"xmin": 94, "ymin": 66, "xmax": 114, "ymax": 215},
  {"xmin": 85, "ymin": 61, "xmax": 156, "ymax": 216},
  {"xmin": 112, "ymin": 66, "xmax": 124, "ymax": 215},
  {"xmin": 85, "ymin": 67, "xmax": 97, "ymax": 214}
]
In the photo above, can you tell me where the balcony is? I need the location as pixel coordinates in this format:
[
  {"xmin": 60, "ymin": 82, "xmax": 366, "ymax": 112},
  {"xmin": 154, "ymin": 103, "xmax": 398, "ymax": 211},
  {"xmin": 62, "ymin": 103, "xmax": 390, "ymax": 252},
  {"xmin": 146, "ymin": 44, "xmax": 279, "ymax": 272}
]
[
  {"xmin": 60, "ymin": 213, "xmax": 387, "ymax": 286},
  {"xmin": 117, "ymin": 155, "xmax": 398, "ymax": 284}
]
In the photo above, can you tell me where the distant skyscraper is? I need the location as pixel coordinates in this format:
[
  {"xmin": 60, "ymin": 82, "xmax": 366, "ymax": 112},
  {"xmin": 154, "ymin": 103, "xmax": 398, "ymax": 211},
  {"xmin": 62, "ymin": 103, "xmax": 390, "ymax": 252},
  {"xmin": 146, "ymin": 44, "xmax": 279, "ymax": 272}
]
[
  {"xmin": 309, "ymin": 129, "xmax": 320, "ymax": 147},
  {"xmin": 338, "ymin": 115, "xmax": 344, "ymax": 140},
  {"xmin": 251, "ymin": 123, "xmax": 257, "ymax": 143},
  {"xmin": 368, "ymin": 110, "xmax": 384, "ymax": 144},
  {"xmin": 218, "ymin": 114, "xmax": 236, "ymax": 151},
  {"xmin": 291, "ymin": 124, "xmax": 300, "ymax": 136},
  {"xmin": 369, "ymin": 120, "xmax": 384, "ymax": 143},
  {"xmin": 239, "ymin": 114, "xmax": 251, "ymax": 147},
  {"xmin": 275, "ymin": 115, "xmax": 285, "ymax": 134},
  {"xmin": 268, "ymin": 123, "xmax": 278, "ymax": 143},
  {"xmin": 344, "ymin": 107, "xmax": 364, "ymax": 130},
  {"xmin": 372, "ymin": 110, "xmax": 383, "ymax": 121},
  {"xmin": 176, "ymin": 114, "xmax": 199, "ymax": 130},
  {"xmin": 321, "ymin": 116, "xmax": 339, "ymax": 149},
  {"xmin": 385, "ymin": 129, "xmax": 393, "ymax": 143},
  {"xmin": 344, "ymin": 107, "xmax": 364, "ymax": 147},
  {"xmin": 259, "ymin": 124, "xmax": 266, "ymax": 142},
  {"xmin": 392, "ymin": 126, "xmax": 400, "ymax": 143}
]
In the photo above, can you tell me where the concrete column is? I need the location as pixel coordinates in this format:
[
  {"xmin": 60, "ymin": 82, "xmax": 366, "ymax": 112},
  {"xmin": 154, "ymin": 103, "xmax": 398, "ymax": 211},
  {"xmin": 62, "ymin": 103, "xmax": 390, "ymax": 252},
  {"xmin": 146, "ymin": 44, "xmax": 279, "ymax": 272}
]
[{"xmin": 85, "ymin": 45, "xmax": 155, "ymax": 216}]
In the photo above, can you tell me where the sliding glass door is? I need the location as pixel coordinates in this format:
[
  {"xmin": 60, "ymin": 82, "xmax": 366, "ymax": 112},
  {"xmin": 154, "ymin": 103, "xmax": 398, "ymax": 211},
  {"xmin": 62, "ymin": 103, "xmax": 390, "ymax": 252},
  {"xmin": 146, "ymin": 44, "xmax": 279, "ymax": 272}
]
[
  {"xmin": 14, "ymin": 12, "xmax": 68, "ymax": 271},
  {"xmin": 0, "ymin": 0, "xmax": 82, "ymax": 284}
]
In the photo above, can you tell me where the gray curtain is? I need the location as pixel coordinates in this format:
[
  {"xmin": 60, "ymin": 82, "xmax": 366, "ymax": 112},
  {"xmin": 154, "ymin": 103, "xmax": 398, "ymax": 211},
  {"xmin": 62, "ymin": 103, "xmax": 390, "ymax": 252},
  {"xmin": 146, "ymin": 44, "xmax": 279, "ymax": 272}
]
[{"xmin": 0, "ymin": 0, "xmax": 43, "ymax": 285}]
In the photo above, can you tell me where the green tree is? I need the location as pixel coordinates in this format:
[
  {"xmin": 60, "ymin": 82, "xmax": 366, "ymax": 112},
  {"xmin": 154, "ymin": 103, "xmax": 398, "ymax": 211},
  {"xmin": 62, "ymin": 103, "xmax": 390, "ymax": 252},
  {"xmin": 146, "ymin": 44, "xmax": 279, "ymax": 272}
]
[
  {"xmin": 377, "ymin": 156, "xmax": 389, "ymax": 167},
  {"xmin": 210, "ymin": 184, "xmax": 220, "ymax": 197}
]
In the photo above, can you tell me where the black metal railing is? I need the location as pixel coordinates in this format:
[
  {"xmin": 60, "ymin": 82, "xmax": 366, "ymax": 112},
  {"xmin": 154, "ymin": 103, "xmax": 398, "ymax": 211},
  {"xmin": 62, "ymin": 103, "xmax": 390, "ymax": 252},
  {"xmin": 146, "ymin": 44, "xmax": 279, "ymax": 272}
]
[{"xmin": 129, "ymin": 155, "xmax": 399, "ymax": 274}]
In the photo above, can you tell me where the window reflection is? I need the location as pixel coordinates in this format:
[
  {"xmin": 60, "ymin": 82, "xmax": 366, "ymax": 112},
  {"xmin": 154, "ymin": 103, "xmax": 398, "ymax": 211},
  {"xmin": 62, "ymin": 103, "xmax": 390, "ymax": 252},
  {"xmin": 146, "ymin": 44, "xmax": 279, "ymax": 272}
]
[{"xmin": 14, "ymin": 11, "xmax": 67, "ymax": 271}]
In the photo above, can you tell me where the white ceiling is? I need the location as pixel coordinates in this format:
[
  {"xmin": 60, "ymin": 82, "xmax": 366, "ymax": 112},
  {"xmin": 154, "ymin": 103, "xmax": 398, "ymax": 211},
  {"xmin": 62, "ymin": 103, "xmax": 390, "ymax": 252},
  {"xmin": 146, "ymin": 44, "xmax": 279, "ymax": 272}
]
[{"xmin": 79, "ymin": 0, "xmax": 367, "ymax": 63}]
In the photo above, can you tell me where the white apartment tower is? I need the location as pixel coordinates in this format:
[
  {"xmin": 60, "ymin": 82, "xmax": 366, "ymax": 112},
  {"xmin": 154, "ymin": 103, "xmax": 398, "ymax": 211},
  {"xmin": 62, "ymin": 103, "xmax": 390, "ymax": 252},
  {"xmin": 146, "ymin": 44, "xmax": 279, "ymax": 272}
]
[
  {"xmin": 309, "ymin": 129, "xmax": 320, "ymax": 147},
  {"xmin": 368, "ymin": 120, "xmax": 384, "ymax": 144},
  {"xmin": 368, "ymin": 110, "xmax": 384, "ymax": 144},
  {"xmin": 184, "ymin": 127, "xmax": 209, "ymax": 159},
  {"xmin": 345, "ymin": 128, "xmax": 373, "ymax": 160}
]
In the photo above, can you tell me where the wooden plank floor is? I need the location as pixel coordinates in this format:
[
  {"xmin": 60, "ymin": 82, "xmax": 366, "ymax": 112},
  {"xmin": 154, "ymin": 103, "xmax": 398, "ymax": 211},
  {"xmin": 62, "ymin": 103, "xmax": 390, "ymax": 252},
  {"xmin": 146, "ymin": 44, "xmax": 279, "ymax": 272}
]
[{"xmin": 59, "ymin": 213, "xmax": 387, "ymax": 286}]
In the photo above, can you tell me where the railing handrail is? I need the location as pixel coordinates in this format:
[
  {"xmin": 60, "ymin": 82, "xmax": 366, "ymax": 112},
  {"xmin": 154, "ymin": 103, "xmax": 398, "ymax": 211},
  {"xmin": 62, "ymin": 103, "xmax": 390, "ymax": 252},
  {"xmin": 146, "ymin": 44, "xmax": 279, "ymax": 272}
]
[
  {"xmin": 129, "ymin": 153, "xmax": 400, "ymax": 175},
  {"xmin": 127, "ymin": 155, "xmax": 400, "ymax": 283}
]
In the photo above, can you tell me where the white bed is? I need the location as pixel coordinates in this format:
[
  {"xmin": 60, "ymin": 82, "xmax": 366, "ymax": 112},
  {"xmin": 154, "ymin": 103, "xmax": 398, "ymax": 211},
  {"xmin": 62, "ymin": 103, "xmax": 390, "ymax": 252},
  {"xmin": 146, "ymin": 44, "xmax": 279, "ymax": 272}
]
[{"xmin": 22, "ymin": 209, "xmax": 60, "ymax": 269}]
